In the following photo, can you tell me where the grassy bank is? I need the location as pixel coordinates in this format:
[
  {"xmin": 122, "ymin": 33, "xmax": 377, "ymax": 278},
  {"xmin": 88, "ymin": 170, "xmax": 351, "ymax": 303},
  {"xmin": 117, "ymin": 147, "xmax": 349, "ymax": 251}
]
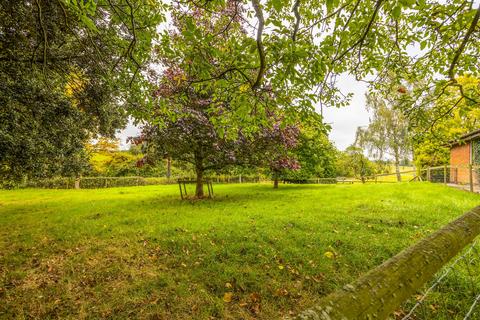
[{"xmin": 0, "ymin": 183, "xmax": 478, "ymax": 319}]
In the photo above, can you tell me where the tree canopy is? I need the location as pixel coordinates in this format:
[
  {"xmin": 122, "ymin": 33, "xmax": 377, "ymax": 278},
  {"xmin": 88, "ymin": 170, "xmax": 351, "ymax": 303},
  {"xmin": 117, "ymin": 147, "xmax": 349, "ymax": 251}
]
[{"xmin": 0, "ymin": 0, "xmax": 163, "ymax": 185}]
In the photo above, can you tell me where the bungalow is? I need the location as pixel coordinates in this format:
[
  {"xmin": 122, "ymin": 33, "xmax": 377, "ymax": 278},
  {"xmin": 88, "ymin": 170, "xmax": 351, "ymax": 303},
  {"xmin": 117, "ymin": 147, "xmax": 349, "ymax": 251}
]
[{"xmin": 450, "ymin": 129, "xmax": 480, "ymax": 184}]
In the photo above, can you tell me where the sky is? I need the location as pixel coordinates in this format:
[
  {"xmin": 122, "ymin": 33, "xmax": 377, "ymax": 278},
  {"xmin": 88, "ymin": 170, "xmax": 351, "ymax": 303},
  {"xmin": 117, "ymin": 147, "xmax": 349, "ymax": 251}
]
[
  {"xmin": 321, "ymin": 75, "xmax": 371, "ymax": 150},
  {"xmin": 116, "ymin": 74, "xmax": 372, "ymax": 151}
]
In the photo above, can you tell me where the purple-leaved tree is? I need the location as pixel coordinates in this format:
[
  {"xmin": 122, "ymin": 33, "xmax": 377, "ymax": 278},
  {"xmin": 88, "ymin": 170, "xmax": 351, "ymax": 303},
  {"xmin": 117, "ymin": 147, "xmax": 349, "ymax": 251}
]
[{"xmin": 131, "ymin": 81, "xmax": 301, "ymax": 197}]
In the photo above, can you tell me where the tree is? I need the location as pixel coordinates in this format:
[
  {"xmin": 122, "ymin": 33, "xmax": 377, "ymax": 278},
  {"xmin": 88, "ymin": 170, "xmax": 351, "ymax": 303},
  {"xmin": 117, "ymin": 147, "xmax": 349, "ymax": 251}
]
[
  {"xmin": 335, "ymin": 146, "xmax": 375, "ymax": 182},
  {"xmin": 410, "ymin": 76, "xmax": 480, "ymax": 168},
  {"xmin": 89, "ymin": 138, "xmax": 121, "ymax": 154},
  {"xmin": 356, "ymin": 93, "xmax": 411, "ymax": 182},
  {"xmin": 282, "ymin": 120, "xmax": 336, "ymax": 181},
  {"xmin": 140, "ymin": 0, "xmax": 480, "ymax": 193},
  {"xmin": 4, "ymin": 0, "xmax": 479, "ymax": 188},
  {"xmin": 252, "ymin": 120, "xmax": 301, "ymax": 189},
  {"xmin": 133, "ymin": 4, "xmax": 303, "ymax": 197},
  {"xmin": 134, "ymin": 100, "xmax": 300, "ymax": 196},
  {"xmin": 148, "ymin": 0, "xmax": 480, "ymax": 133},
  {"xmin": 0, "ymin": 1, "xmax": 163, "ymax": 186},
  {"xmin": 0, "ymin": 80, "xmax": 90, "ymax": 186}
]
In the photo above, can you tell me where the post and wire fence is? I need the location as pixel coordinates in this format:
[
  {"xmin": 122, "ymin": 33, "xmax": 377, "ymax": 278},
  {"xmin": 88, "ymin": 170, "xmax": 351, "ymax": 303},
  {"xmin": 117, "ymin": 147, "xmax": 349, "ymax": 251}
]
[
  {"xmin": 419, "ymin": 164, "xmax": 480, "ymax": 193},
  {"xmin": 399, "ymin": 239, "xmax": 480, "ymax": 320}
]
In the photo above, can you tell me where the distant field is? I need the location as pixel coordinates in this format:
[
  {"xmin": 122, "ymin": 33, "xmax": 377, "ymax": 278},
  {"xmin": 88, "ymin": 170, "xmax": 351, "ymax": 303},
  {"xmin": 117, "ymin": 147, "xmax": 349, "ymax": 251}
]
[
  {"xmin": 0, "ymin": 183, "xmax": 478, "ymax": 319},
  {"xmin": 373, "ymin": 165, "xmax": 416, "ymax": 182}
]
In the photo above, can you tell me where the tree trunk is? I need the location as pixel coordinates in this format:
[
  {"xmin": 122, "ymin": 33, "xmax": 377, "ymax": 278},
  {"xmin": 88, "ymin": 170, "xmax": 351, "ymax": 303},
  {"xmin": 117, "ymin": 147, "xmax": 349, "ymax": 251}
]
[
  {"xmin": 394, "ymin": 154, "xmax": 402, "ymax": 182},
  {"xmin": 166, "ymin": 157, "xmax": 171, "ymax": 180},
  {"xmin": 273, "ymin": 171, "xmax": 279, "ymax": 189},
  {"xmin": 196, "ymin": 169, "xmax": 204, "ymax": 198},
  {"xmin": 74, "ymin": 177, "xmax": 80, "ymax": 189},
  {"xmin": 195, "ymin": 155, "xmax": 204, "ymax": 198}
]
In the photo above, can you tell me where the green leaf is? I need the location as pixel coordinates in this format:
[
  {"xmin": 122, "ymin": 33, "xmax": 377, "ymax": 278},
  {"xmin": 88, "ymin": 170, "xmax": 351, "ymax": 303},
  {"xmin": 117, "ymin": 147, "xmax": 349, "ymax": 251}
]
[
  {"xmin": 326, "ymin": 0, "xmax": 334, "ymax": 12},
  {"xmin": 81, "ymin": 15, "xmax": 98, "ymax": 32},
  {"xmin": 420, "ymin": 40, "xmax": 427, "ymax": 50},
  {"xmin": 271, "ymin": 0, "xmax": 283, "ymax": 12},
  {"xmin": 392, "ymin": 5, "xmax": 402, "ymax": 19}
]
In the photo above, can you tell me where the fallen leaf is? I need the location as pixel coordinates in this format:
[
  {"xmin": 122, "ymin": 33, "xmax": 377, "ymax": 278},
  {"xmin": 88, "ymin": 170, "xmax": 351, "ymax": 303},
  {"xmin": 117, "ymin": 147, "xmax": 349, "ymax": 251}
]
[
  {"xmin": 250, "ymin": 303, "xmax": 261, "ymax": 314},
  {"xmin": 223, "ymin": 292, "xmax": 233, "ymax": 303},
  {"xmin": 225, "ymin": 282, "xmax": 232, "ymax": 289},
  {"xmin": 276, "ymin": 288, "xmax": 289, "ymax": 296},
  {"xmin": 324, "ymin": 251, "xmax": 335, "ymax": 259},
  {"xmin": 250, "ymin": 292, "xmax": 261, "ymax": 303}
]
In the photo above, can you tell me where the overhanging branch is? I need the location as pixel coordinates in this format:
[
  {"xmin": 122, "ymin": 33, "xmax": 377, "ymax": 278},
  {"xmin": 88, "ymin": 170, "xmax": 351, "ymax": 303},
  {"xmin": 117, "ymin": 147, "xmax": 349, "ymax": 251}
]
[
  {"xmin": 251, "ymin": 0, "xmax": 266, "ymax": 90},
  {"xmin": 448, "ymin": 2, "xmax": 480, "ymax": 81}
]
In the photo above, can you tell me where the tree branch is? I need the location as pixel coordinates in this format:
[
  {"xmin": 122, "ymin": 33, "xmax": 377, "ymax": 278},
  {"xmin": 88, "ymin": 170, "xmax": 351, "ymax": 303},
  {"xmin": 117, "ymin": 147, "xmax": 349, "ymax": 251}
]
[
  {"xmin": 35, "ymin": 0, "xmax": 48, "ymax": 74},
  {"xmin": 333, "ymin": 0, "xmax": 383, "ymax": 63},
  {"xmin": 448, "ymin": 2, "xmax": 480, "ymax": 80},
  {"xmin": 292, "ymin": 0, "xmax": 300, "ymax": 41},
  {"xmin": 125, "ymin": 0, "xmax": 141, "ymax": 87},
  {"xmin": 251, "ymin": 0, "xmax": 266, "ymax": 90}
]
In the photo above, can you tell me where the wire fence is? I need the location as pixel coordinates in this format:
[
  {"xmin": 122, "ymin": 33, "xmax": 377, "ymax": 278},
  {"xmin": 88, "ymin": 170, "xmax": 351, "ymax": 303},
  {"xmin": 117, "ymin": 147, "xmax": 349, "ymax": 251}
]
[
  {"xmin": 23, "ymin": 175, "xmax": 267, "ymax": 189},
  {"xmin": 396, "ymin": 239, "xmax": 480, "ymax": 320},
  {"xmin": 419, "ymin": 164, "xmax": 480, "ymax": 193}
]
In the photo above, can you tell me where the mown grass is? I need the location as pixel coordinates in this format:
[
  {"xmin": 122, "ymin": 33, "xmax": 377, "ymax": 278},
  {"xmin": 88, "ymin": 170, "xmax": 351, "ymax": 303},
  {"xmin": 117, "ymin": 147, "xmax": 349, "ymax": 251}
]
[{"xmin": 0, "ymin": 182, "xmax": 479, "ymax": 319}]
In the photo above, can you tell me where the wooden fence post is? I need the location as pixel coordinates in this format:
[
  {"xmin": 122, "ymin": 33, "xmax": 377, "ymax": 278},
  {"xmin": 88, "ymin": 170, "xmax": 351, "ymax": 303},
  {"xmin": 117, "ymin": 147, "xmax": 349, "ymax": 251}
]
[
  {"xmin": 443, "ymin": 165, "xmax": 447, "ymax": 184},
  {"xmin": 469, "ymin": 164, "xmax": 474, "ymax": 192},
  {"xmin": 427, "ymin": 167, "xmax": 431, "ymax": 182},
  {"xmin": 178, "ymin": 181, "xmax": 183, "ymax": 200}
]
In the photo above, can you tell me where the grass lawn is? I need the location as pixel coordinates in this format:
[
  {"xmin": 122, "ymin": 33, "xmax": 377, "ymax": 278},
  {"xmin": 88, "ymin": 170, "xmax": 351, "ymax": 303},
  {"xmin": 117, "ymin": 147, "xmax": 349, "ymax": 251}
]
[{"xmin": 0, "ymin": 183, "xmax": 479, "ymax": 319}]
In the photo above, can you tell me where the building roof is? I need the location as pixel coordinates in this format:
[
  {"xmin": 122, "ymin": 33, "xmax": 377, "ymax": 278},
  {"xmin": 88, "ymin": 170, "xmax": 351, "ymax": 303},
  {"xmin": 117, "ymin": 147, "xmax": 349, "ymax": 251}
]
[{"xmin": 450, "ymin": 129, "xmax": 480, "ymax": 147}]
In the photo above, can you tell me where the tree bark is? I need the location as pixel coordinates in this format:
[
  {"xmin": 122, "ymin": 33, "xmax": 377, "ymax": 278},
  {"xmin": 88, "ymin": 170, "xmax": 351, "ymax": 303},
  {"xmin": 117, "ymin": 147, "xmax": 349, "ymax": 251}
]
[
  {"xmin": 196, "ymin": 169, "xmax": 204, "ymax": 198},
  {"xmin": 273, "ymin": 170, "xmax": 279, "ymax": 188},
  {"xmin": 166, "ymin": 157, "xmax": 171, "ymax": 180},
  {"xmin": 394, "ymin": 153, "xmax": 402, "ymax": 182},
  {"xmin": 195, "ymin": 155, "xmax": 204, "ymax": 198}
]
